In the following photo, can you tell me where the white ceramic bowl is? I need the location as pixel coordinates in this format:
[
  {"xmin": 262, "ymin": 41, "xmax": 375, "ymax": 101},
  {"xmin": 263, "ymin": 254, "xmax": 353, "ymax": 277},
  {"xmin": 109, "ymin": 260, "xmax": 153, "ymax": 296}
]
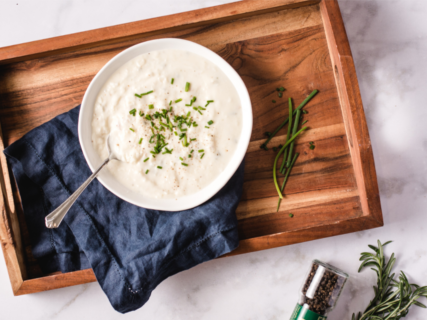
[{"xmin": 79, "ymin": 38, "xmax": 252, "ymax": 211}]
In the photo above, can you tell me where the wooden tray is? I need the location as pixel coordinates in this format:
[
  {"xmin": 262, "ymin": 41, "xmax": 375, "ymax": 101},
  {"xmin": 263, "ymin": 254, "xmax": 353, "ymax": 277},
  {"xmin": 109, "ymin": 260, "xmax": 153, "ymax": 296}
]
[{"xmin": 0, "ymin": 0, "xmax": 383, "ymax": 295}]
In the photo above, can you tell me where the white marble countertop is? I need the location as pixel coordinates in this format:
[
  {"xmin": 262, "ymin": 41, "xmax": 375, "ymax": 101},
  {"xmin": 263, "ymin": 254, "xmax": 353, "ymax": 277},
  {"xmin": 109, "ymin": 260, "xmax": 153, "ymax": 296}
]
[{"xmin": 1, "ymin": 0, "xmax": 427, "ymax": 319}]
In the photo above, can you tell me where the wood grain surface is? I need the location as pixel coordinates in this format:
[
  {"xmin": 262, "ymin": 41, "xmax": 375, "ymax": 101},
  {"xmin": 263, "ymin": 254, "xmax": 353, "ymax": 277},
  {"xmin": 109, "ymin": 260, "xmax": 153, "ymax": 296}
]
[{"xmin": 0, "ymin": 0, "xmax": 382, "ymax": 295}]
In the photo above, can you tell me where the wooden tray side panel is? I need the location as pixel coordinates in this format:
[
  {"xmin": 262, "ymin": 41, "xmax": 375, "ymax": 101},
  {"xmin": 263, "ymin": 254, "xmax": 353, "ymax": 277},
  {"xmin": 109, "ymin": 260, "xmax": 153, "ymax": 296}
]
[
  {"xmin": 0, "ymin": 0, "xmax": 320, "ymax": 65},
  {"xmin": 320, "ymin": 0, "xmax": 383, "ymax": 225},
  {"xmin": 0, "ymin": 123, "xmax": 26, "ymax": 294}
]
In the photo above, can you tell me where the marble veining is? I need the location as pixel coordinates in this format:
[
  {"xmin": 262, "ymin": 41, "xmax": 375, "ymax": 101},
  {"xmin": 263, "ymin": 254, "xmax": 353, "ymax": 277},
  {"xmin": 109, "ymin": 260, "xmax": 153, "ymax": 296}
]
[{"xmin": 2, "ymin": 0, "xmax": 427, "ymax": 319}]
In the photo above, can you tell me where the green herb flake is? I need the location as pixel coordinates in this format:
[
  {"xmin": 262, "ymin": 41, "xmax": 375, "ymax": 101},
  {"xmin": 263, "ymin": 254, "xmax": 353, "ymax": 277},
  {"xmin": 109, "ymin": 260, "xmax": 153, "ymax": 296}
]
[
  {"xmin": 200, "ymin": 153, "xmax": 205, "ymax": 159},
  {"xmin": 138, "ymin": 138, "xmax": 143, "ymax": 144},
  {"xmin": 279, "ymin": 87, "xmax": 285, "ymax": 92},
  {"xmin": 145, "ymin": 170, "xmax": 149, "ymax": 174},
  {"xmin": 135, "ymin": 90, "xmax": 153, "ymax": 98},
  {"xmin": 205, "ymin": 100, "xmax": 214, "ymax": 107},
  {"xmin": 148, "ymin": 104, "xmax": 154, "ymax": 109},
  {"xmin": 272, "ymin": 100, "xmax": 276, "ymax": 103},
  {"xmin": 181, "ymin": 162, "xmax": 189, "ymax": 166},
  {"xmin": 144, "ymin": 157, "xmax": 149, "ymax": 162},
  {"xmin": 278, "ymin": 92, "xmax": 283, "ymax": 98},
  {"xmin": 139, "ymin": 111, "xmax": 144, "ymax": 117},
  {"xmin": 171, "ymin": 78, "xmax": 174, "ymax": 84},
  {"xmin": 185, "ymin": 82, "xmax": 190, "ymax": 92},
  {"xmin": 289, "ymin": 213, "xmax": 294, "ymax": 218},
  {"xmin": 157, "ymin": 166, "xmax": 162, "ymax": 169},
  {"xmin": 198, "ymin": 149, "xmax": 204, "ymax": 153},
  {"xmin": 207, "ymin": 120, "xmax": 214, "ymax": 125},
  {"xmin": 175, "ymin": 99, "xmax": 182, "ymax": 103},
  {"xmin": 205, "ymin": 126, "xmax": 209, "ymax": 129},
  {"xmin": 129, "ymin": 108, "xmax": 136, "ymax": 116},
  {"xmin": 129, "ymin": 128, "xmax": 135, "ymax": 132}
]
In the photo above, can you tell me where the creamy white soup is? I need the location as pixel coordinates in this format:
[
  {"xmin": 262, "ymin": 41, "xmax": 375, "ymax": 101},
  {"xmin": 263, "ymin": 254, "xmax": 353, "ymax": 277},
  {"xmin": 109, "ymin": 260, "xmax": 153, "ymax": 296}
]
[{"xmin": 91, "ymin": 49, "xmax": 242, "ymax": 199}]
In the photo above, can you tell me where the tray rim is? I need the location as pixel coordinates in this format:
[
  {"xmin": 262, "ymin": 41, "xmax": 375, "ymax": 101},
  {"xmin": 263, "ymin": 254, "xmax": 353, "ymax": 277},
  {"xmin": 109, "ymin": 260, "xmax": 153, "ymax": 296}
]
[{"xmin": 0, "ymin": 0, "xmax": 383, "ymax": 296}]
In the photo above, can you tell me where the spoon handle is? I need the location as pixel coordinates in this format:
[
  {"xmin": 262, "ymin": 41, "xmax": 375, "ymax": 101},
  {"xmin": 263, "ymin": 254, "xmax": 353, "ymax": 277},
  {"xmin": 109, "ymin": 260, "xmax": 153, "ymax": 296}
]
[{"xmin": 45, "ymin": 157, "xmax": 110, "ymax": 228}]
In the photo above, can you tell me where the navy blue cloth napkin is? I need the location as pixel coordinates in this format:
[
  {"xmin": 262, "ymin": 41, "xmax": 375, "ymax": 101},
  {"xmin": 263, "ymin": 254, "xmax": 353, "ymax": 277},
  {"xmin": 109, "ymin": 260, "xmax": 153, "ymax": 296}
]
[{"xmin": 4, "ymin": 105, "xmax": 243, "ymax": 313}]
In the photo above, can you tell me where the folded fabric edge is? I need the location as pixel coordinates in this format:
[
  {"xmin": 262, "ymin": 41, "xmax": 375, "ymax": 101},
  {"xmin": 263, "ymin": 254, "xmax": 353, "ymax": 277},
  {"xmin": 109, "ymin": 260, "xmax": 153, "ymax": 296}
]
[{"xmin": 115, "ymin": 226, "xmax": 239, "ymax": 313}]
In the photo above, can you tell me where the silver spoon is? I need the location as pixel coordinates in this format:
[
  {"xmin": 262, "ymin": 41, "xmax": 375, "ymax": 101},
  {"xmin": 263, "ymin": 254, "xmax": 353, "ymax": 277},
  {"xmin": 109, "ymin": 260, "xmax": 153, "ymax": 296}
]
[{"xmin": 45, "ymin": 134, "xmax": 118, "ymax": 228}]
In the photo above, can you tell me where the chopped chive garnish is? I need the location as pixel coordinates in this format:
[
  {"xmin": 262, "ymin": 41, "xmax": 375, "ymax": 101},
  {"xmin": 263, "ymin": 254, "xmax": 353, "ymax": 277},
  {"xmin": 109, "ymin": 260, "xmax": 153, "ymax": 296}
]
[
  {"xmin": 279, "ymin": 87, "xmax": 285, "ymax": 92},
  {"xmin": 145, "ymin": 170, "xmax": 149, "ymax": 174},
  {"xmin": 302, "ymin": 120, "xmax": 308, "ymax": 125},
  {"xmin": 139, "ymin": 138, "xmax": 143, "ymax": 144},
  {"xmin": 139, "ymin": 111, "xmax": 144, "ymax": 117},
  {"xmin": 198, "ymin": 110, "xmax": 203, "ymax": 115},
  {"xmin": 272, "ymin": 100, "xmax": 276, "ymax": 103},
  {"xmin": 185, "ymin": 97, "xmax": 197, "ymax": 106},
  {"xmin": 174, "ymin": 131, "xmax": 178, "ymax": 136},
  {"xmin": 200, "ymin": 153, "xmax": 205, "ymax": 159},
  {"xmin": 151, "ymin": 121, "xmax": 155, "ymax": 127},
  {"xmin": 278, "ymin": 92, "xmax": 283, "ymax": 98},
  {"xmin": 198, "ymin": 106, "xmax": 206, "ymax": 111},
  {"xmin": 190, "ymin": 149, "xmax": 194, "ymax": 153},
  {"xmin": 185, "ymin": 82, "xmax": 190, "ymax": 92},
  {"xmin": 144, "ymin": 157, "xmax": 149, "ymax": 162},
  {"xmin": 289, "ymin": 213, "xmax": 294, "ymax": 218},
  {"xmin": 135, "ymin": 90, "xmax": 153, "ymax": 98},
  {"xmin": 207, "ymin": 120, "xmax": 214, "ymax": 125},
  {"xmin": 148, "ymin": 104, "xmax": 154, "ymax": 109},
  {"xmin": 175, "ymin": 99, "xmax": 182, "ymax": 103},
  {"xmin": 302, "ymin": 110, "xmax": 308, "ymax": 114},
  {"xmin": 145, "ymin": 114, "xmax": 152, "ymax": 120},
  {"xmin": 205, "ymin": 100, "xmax": 214, "ymax": 107},
  {"xmin": 169, "ymin": 100, "xmax": 172, "ymax": 106},
  {"xmin": 193, "ymin": 122, "xmax": 198, "ymax": 127},
  {"xmin": 188, "ymin": 154, "xmax": 192, "ymax": 158},
  {"xmin": 171, "ymin": 78, "xmax": 174, "ymax": 84},
  {"xmin": 129, "ymin": 108, "xmax": 136, "ymax": 116},
  {"xmin": 129, "ymin": 128, "xmax": 135, "ymax": 132},
  {"xmin": 157, "ymin": 166, "xmax": 162, "ymax": 169},
  {"xmin": 205, "ymin": 126, "xmax": 210, "ymax": 128},
  {"xmin": 179, "ymin": 157, "xmax": 184, "ymax": 161},
  {"xmin": 198, "ymin": 149, "xmax": 204, "ymax": 153},
  {"xmin": 181, "ymin": 162, "xmax": 188, "ymax": 166}
]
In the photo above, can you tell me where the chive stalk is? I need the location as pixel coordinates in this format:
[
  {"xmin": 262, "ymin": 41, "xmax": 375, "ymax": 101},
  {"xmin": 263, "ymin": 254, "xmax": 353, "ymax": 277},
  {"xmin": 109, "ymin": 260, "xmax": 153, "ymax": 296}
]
[
  {"xmin": 286, "ymin": 109, "xmax": 301, "ymax": 167},
  {"xmin": 185, "ymin": 82, "xmax": 190, "ymax": 92},
  {"xmin": 260, "ymin": 90, "xmax": 318, "ymax": 149},
  {"xmin": 280, "ymin": 98, "xmax": 293, "ymax": 171},
  {"xmin": 273, "ymin": 127, "xmax": 307, "ymax": 199},
  {"xmin": 276, "ymin": 153, "xmax": 299, "ymax": 211}
]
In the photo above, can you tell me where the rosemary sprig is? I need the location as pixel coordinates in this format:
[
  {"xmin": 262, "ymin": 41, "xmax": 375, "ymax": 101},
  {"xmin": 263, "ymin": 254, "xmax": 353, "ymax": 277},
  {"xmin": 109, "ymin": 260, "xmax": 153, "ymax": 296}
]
[{"xmin": 352, "ymin": 240, "xmax": 427, "ymax": 320}]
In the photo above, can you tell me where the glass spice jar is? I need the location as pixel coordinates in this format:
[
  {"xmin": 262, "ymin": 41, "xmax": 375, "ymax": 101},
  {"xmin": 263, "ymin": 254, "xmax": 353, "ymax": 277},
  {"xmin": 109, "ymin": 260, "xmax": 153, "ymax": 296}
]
[{"xmin": 290, "ymin": 260, "xmax": 349, "ymax": 320}]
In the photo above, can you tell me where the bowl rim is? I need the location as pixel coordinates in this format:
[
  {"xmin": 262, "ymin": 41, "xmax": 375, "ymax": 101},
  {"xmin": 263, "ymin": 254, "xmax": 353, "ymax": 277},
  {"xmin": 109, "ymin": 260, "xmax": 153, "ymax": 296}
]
[{"xmin": 78, "ymin": 38, "xmax": 252, "ymax": 211}]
